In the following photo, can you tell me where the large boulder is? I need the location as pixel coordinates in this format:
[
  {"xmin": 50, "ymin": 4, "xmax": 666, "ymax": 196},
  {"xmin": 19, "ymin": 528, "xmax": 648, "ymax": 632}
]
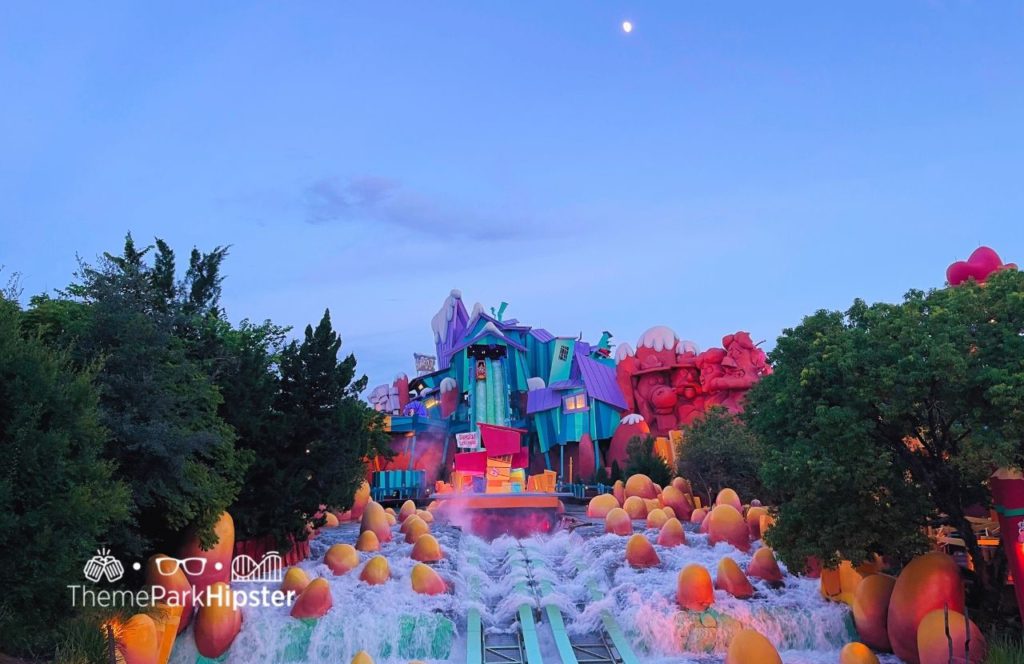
[
  {"xmin": 605, "ymin": 507, "xmax": 633, "ymax": 535},
  {"xmin": 657, "ymin": 518, "xmax": 686, "ymax": 547},
  {"xmin": 359, "ymin": 501, "xmax": 392, "ymax": 543},
  {"xmin": 624, "ymin": 474, "xmax": 659, "ymax": 499},
  {"xmin": 646, "ymin": 508, "xmax": 668, "ymax": 529},
  {"xmin": 916, "ymin": 609, "xmax": 986, "ymax": 664},
  {"xmin": 689, "ymin": 507, "xmax": 707, "ymax": 524},
  {"xmin": 179, "ymin": 512, "xmax": 234, "ymax": 593},
  {"xmin": 359, "ymin": 556, "xmax": 390, "ymax": 585},
  {"xmin": 625, "ymin": 534, "xmax": 660, "ymax": 568},
  {"xmin": 145, "ymin": 553, "xmax": 194, "ymax": 634},
  {"xmin": 587, "ymin": 493, "xmax": 620, "ymax": 518},
  {"xmin": 280, "ymin": 566, "xmax": 310, "ymax": 595},
  {"xmin": 745, "ymin": 506, "xmax": 768, "ymax": 539},
  {"xmin": 852, "ymin": 573, "xmax": 895, "ymax": 651},
  {"xmin": 839, "ymin": 642, "xmax": 879, "ymax": 664},
  {"xmin": 715, "ymin": 557, "xmax": 754, "ymax": 599},
  {"xmin": 724, "ymin": 628, "xmax": 781, "ymax": 664},
  {"xmin": 622, "ymin": 495, "xmax": 648, "ymax": 520},
  {"xmin": 350, "ymin": 481, "xmax": 371, "ymax": 520},
  {"xmin": 676, "ymin": 564, "xmax": 714, "ymax": 611},
  {"xmin": 194, "ymin": 582, "xmax": 242, "ymax": 657},
  {"xmin": 715, "ymin": 488, "xmax": 742, "ymax": 512},
  {"xmin": 325, "ymin": 544, "xmax": 360, "ymax": 575},
  {"xmin": 398, "ymin": 499, "xmax": 417, "ymax": 522},
  {"xmin": 403, "ymin": 516, "xmax": 430, "ymax": 544},
  {"xmin": 612, "ymin": 480, "xmax": 625, "ymax": 506},
  {"xmin": 411, "ymin": 563, "xmax": 446, "ymax": 595},
  {"xmin": 355, "ymin": 530, "xmax": 380, "ymax": 552},
  {"xmin": 116, "ymin": 613, "xmax": 159, "ymax": 664},
  {"xmin": 291, "ymin": 577, "xmax": 332, "ymax": 618},
  {"xmin": 707, "ymin": 505, "xmax": 750, "ymax": 551},
  {"xmin": 747, "ymin": 547, "xmax": 783, "ymax": 585},
  {"xmin": 660, "ymin": 485, "xmax": 693, "ymax": 521},
  {"xmin": 887, "ymin": 552, "xmax": 965, "ymax": 664},
  {"xmin": 411, "ymin": 534, "xmax": 443, "ymax": 562}
]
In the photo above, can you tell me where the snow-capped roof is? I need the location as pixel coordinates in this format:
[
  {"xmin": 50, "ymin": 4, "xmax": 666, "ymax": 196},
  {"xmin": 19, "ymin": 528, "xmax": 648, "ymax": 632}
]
[
  {"xmin": 439, "ymin": 377, "xmax": 457, "ymax": 393},
  {"xmin": 430, "ymin": 289, "xmax": 463, "ymax": 343},
  {"xmin": 395, "ymin": 372, "xmax": 408, "ymax": 382},
  {"xmin": 614, "ymin": 342, "xmax": 635, "ymax": 363},
  {"xmin": 675, "ymin": 339, "xmax": 699, "ymax": 355},
  {"xmin": 527, "ymin": 377, "xmax": 546, "ymax": 391},
  {"xmin": 620, "ymin": 413, "xmax": 645, "ymax": 425},
  {"xmin": 637, "ymin": 326, "xmax": 678, "ymax": 352}
]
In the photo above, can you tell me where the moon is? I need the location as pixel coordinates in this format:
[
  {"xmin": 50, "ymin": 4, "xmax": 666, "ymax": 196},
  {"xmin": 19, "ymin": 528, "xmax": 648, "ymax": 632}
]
[{"xmin": 622, "ymin": 20, "xmax": 633, "ymax": 34}]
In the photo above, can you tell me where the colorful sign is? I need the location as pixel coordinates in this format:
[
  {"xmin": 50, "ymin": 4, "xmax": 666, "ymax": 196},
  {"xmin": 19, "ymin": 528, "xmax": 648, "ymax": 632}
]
[{"xmin": 455, "ymin": 432, "xmax": 479, "ymax": 450}]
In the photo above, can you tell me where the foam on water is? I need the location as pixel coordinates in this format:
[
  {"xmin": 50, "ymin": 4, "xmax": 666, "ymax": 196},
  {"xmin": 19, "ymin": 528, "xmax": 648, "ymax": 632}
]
[{"xmin": 168, "ymin": 516, "xmax": 900, "ymax": 664}]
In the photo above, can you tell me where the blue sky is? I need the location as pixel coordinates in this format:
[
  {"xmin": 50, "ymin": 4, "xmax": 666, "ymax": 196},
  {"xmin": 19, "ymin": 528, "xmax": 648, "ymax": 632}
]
[{"xmin": 2, "ymin": 2, "xmax": 1022, "ymax": 389}]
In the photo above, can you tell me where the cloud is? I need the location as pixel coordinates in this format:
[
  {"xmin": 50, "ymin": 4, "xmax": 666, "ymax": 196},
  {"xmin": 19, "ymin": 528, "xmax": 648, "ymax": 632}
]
[{"xmin": 302, "ymin": 175, "xmax": 538, "ymax": 241}]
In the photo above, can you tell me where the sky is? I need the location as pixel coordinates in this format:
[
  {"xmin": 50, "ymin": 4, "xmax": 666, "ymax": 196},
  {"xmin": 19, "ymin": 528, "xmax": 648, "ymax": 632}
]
[{"xmin": 2, "ymin": 2, "xmax": 1022, "ymax": 390}]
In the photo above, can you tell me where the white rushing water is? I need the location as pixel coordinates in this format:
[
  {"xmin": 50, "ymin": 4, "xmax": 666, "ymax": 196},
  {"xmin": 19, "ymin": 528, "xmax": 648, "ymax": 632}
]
[{"xmin": 169, "ymin": 516, "xmax": 900, "ymax": 663}]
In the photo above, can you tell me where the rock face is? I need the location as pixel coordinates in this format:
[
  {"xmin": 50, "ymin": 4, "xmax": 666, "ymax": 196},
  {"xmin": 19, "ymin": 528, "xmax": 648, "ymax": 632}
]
[
  {"xmin": 676, "ymin": 564, "xmax": 714, "ymax": 611},
  {"xmin": 715, "ymin": 557, "xmax": 754, "ymax": 599},
  {"xmin": 852, "ymin": 573, "xmax": 895, "ymax": 651},
  {"xmin": 280, "ymin": 566, "xmax": 311, "ymax": 595},
  {"xmin": 916, "ymin": 609, "xmax": 986, "ymax": 664},
  {"xmin": 724, "ymin": 628, "xmax": 782, "ymax": 664},
  {"xmin": 194, "ymin": 582, "xmax": 242, "ymax": 656},
  {"xmin": 707, "ymin": 504, "xmax": 750, "ymax": 551},
  {"xmin": 887, "ymin": 552, "xmax": 965, "ymax": 664},
  {"xmin": 291, "ymin": 578, "xmax": 333, "ymax": 618},
  {"xmin": 625, "ymin": 534, "xmax": 660, "ymax": 568}
]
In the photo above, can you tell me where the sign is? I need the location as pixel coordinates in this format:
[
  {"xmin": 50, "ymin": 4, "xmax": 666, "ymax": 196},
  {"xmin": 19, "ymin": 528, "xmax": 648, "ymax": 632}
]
[
  {"xmin": 455, "ymin": 432, "xmax": 479, "ymax": 450},
  {"xmin": 414, "ymin": 353, "xmax": 436, "ymax": 375}
]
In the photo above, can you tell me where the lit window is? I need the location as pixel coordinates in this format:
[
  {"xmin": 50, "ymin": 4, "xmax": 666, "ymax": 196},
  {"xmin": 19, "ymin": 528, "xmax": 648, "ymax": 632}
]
[
  {"xmin": 563, "ymin": 394, "xmax": 588, "ymax": 412},
  {"xmin": 558, "ymin": 345, "xmax": 569, "ymax": 361}
]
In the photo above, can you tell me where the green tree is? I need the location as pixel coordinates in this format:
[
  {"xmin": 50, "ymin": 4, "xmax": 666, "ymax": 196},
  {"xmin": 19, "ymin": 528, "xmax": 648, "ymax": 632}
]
[
  {"xmin": 746, "ymin": 269, "xmax": 1024, "ymax": 607},
  {"xmin": 677, "ymin": 407, "xmax": 765, "ymax": 507},
  {"xmin": 24, "ymin": 235, "xmax": 251, "ymax": 555},
  {"xmin": 0, "ymin": 297, "xmax": 130, "ymax": 656},
  {"xmin": 251, "ymin": 310, "xmax": 390, "ymax": 544},
  {"xmin": 624, "ymin": 435, "xmax": 673, "ymax": 487}
]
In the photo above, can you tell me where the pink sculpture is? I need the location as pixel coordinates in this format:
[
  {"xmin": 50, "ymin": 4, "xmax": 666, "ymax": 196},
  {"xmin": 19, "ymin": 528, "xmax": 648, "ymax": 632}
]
[
  {"xmin": 946, "ymin": 246, "xmax": 1017, "ymax": 286},
  {"xmin": 615, "ymin": 327, "xmax": 770, "ymax": 436}
]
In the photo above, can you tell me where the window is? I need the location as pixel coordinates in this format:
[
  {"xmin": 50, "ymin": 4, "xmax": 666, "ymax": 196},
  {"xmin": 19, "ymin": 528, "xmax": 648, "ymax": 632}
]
[
  {"xmin": 558, "ymin": 344, "xmax": 569, "ymax": 361},
  {"xmin": 563, "ymin": 393, "xmax": 588, "ymax": 412}
]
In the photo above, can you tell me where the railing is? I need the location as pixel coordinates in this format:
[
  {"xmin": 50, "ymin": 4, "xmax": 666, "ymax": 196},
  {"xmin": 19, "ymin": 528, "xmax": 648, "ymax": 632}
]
[{"xmin": 371, "ymin": 469, "xmax": 426, "ymax": 501}]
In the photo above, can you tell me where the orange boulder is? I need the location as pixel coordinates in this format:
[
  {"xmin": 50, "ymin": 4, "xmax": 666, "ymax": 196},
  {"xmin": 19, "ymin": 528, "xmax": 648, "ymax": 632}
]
[
  {"xmin": 715, "ymin": 557, "xmax": 754, "ymax": 599},
  {"xmin": 671, "ymin": 477, "xmax": 692, "ymax": 494},
  {"xmin": 840, "ymin": 642, "xmax": 880, "ymax": 664},
  {"xmin": 325, "ymin": 544, "xmax": 360, "ymax": 575},
  {"xmin": 355, "ymin": 530, "xmax": 380, "ymax": 552},
  {"xmin": 660, "ymin": 485, "xmax": 693, "ymax": 521},
  {"xmin": 179, "ymin": 512, "xmax": 234, "ymax": 592},
  {"xmin": 290, "ymin": 577, "xmax": 332, "ymax": 618},
  {"xmin": 403, "ymin": 516, "xmax": 430, "ymax": 544},
  {"xmin": 622, "ymin": 495, "xmax": 648, "ymax": 520},
  {"xmin": 605, "ymin": 508, "xmax": 633, "ymax": 535},
  {"xmin": 690, "ymin": 507, "xmax": 707, "ymax": 524},
  {"xmin": 624, "ymin": 474, "xmax": 659, "ymax": 499},
  {"xmin": 646, "ymin": 508, "xmax": 668, "ymax": 529},
  {"xmin": 662, "ymin": 506, "xmax": 676, "ymax": 520},
  {"xmin": 587, "ymin": 493, "xmax": 620, "ymax": 518},
  {"xmin": 116, "ymin": 613, "xmax": 159, "ymax": 664},
  {"xmin": 360, "ymin": 501, "xmax": 392, "ymax": 543},
  {"xmin": 194, "ymin": 582, "xmax": 242, "ymax": 657},
  {"xmin": 657, "ymin": 518, "xmax": 686, "ymax": 547},
  {"xmin": 724, "ymin": 629, "xmax": 781, "ymax": 664},
  {"xmin": 351, "ymin": 652, "xmax": 374, "ymax": 664},
  {"xmin": 411, "ymin": 563, "xmax": 446, "ymax": 595},
  {"xmin": 746, "ymin": 506, "xmax": 768, "ymax": 539},
  {"xmin": 625, "ymin": 534, "xmax": 660, "ymax": 568},
  {"xmin": 887, "ymin": 552, "xmax": 965, "ymax": 664},
  {"xmin": 359, "ymin": 556, "xmax": 390, "ymax": 585},
  {"xmin": 145, "ymin": 553, "xmax": 194, "ymax": 634},
  {"xmin": 280, "ymin": 566, "xmax": 311, "ymax": 595},
  {"xmin": 612, "ymin": 480, "xmax": 625, "ymax": 505},
  {"xmin": 351, "ymin": 481, "xmax": 371, "ymax": 520},
  {"xmin": 323, "ymin": 512, "xmax": 340, "ymax": 528},
  {"xmin": 747, "ymin": 547, "xmax": 783, "ymax": 585},
  {"xmin": 398, "ymin": 500, "xmax": 417, "ymax": 522},
  {"xmin": 852, "ymin": 573, "xmax": 895, "ymax": 651},
  {"xmin": 708, "ymin": 505, "xmax": 750, "ymax": 551},
  {"xmin": 411, "ymin": 534, "xmax": 443, "ymax": 562},
  {"xmin": 676, "ymin": 564, "xmax": 714, "ymax": 611},
  {"xmin": 916, "ymin": 608, "xmax": 986, "ymax": 664},
  {"xmin": 715, "ymin": 488, "xmax": 742, "ymax": 511}
]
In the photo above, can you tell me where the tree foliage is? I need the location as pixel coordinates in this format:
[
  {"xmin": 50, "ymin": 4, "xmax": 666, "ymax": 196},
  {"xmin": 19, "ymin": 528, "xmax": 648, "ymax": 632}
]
[
  {"xmin": 0, "ymin": 297, "xmax": 130, "ymax": 655},
  {"xmin": 624, "ymin": 435, "xmax": 673, "ymax": 487},
  {"xmin": 677, "ymin": 407, "xmax": 765, "ymax": 507},
  {"xmin": 745, "ymin": 269, "xmax": 1024, "ymax": 603}
]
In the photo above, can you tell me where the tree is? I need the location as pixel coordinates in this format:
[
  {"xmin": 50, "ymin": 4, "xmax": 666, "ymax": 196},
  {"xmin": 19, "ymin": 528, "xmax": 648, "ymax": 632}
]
[
  {"xmin": 677, "ymin": 407, "xmax": 766, "ymax": 507},
  {"xmin": 24, "ymin": 235, "xmax": 251, "ymax": 556},
  {"xmin": 745, "ymin": 269, "xmax": 1024, "ymax": 610},
  {"xmin": 0, "ymin": 297, "xmax": 130, "ymax": 656},
  {"xmin": 243, "ymin": 310, "xmax": 390, "ymax": 544},
  {"xmin": 624, "ymin": 435, "xmax": 673, "ymax": 487}
]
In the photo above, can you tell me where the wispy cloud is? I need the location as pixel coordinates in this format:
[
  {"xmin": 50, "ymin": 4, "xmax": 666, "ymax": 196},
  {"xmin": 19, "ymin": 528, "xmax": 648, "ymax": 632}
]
[{"xmin": 302, "ymin": 175, "xmax": 539, "ymax": 241}]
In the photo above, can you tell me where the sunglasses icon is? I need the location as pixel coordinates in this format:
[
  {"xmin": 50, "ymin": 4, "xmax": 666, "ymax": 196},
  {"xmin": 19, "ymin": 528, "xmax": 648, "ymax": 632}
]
[{"xmin": 155, "ymin": 556, "xmax": 207, "ymax": 576}]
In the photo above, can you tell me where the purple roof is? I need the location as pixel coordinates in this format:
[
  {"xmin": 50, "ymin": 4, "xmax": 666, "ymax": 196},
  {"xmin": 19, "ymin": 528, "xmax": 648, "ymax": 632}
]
[
  {"xmin": 526, "ymin": 387, "xmax": 562, "ymax": 414},
  {"xmin": 576, "ymin": 354, "xmax": 628, "ymax": 410},
  {"xmin": 529, "ymin": 328, "xmax": 554, "ymax": 343},
  {"xmin": 548, "ymin": 379, "xmax": 584, "ymax": 390},
  {"xmin": 450, "ymin": 326, "xmax": 528, "ymax": 355}
]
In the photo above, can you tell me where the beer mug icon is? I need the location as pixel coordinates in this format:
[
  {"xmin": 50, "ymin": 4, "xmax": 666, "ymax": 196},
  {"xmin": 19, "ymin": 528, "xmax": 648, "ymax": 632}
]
[{"xmin": 83, "ymin": 548, "xmax": 125, "ymax": 583}]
